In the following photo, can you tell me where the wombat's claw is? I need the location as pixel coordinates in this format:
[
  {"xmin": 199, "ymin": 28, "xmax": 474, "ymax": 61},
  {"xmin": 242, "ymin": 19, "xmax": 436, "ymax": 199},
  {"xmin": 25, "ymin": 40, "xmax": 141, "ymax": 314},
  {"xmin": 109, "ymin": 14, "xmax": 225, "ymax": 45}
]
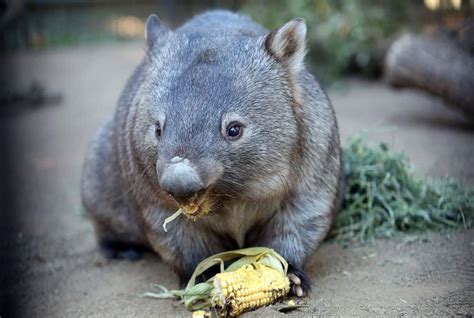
[{"xmin": 288, "ymin": 273, "xmax": 305, "ymax": 297}]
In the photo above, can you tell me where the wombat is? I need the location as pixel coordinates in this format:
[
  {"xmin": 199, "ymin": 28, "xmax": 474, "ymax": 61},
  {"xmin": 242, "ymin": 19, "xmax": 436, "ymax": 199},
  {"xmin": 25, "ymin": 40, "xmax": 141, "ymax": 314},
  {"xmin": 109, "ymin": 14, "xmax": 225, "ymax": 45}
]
[{"xmin": 81, "ymin": 10, "xmax": 343, "ymax": 296}]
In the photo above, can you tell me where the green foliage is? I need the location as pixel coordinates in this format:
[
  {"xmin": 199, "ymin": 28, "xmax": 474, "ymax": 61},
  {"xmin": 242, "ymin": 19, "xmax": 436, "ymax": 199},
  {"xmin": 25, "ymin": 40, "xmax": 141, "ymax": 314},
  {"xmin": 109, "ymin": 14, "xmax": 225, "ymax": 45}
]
[
  {"xmin": 330, "ymin": 137, "xmax": 474, "ymax": 242},
  {"xmin": 241, "ymin": 0, "xmax": 419, "ymax": 83}
]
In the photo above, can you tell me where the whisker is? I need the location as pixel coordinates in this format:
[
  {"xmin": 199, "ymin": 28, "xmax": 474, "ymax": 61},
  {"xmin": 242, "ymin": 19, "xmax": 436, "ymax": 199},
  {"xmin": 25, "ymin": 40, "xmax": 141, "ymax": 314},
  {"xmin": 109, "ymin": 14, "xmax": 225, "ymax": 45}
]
[{"xmin": 102, "ymin": 159, "xmax": 154, "ymax": 201}]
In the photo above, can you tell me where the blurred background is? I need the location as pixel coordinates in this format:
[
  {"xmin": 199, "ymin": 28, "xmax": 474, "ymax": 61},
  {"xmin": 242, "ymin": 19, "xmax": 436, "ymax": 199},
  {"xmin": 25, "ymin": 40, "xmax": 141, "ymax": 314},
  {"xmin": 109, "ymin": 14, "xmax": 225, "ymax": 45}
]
[
  {"xmin": 2, "ymin": 0, "xmax": 473, "ymax": 83},
  {"xmin": 1, "ymin": 1, "xmax": 473, "ymax": 317}
]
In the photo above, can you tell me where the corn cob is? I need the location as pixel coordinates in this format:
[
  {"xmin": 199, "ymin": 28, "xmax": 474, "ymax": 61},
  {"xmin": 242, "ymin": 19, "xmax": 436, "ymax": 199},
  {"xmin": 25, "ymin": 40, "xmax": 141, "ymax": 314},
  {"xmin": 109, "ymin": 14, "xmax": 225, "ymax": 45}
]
[
  {"xmin": 144, "ymin": 247, "xmax": 291, "ymax": 316},
  {"xmin": 192, "ymin": 310, "xmax": 211, "ymax": 318},
  {"xmin": 212, "ymin": 263, "xmax": 290, "ymax": 316}
]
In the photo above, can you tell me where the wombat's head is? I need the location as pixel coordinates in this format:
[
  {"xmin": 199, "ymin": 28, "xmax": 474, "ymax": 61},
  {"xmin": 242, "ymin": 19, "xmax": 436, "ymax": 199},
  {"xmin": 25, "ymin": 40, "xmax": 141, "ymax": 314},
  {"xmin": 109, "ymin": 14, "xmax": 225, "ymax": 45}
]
[{"xmin": 131, "ymin": 14, "xmax": 308, "ymax": 216}]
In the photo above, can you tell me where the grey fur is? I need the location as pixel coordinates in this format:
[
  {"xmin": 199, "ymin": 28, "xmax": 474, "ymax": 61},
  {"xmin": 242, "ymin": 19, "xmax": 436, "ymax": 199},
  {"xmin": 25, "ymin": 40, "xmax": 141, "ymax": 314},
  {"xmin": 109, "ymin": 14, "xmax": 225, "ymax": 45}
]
[{"xmin": 81, "ymin": 10, "xmax": 343, "ymax": 285}]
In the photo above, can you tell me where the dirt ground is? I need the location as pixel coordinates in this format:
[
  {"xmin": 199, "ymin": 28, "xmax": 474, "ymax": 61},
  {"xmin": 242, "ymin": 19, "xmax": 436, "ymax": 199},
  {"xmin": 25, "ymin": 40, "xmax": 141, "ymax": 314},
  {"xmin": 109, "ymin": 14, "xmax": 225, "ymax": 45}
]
[{"xmin": 1, "ymin": 43, "xmax": 473, "ymax": 317}]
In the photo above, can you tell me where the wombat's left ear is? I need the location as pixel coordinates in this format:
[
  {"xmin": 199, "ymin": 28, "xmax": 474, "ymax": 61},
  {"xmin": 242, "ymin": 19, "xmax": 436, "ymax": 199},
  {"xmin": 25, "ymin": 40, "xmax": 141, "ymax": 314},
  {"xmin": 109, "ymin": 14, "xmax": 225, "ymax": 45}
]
[
  {"xmin": 145, "ymin": 14, "xmax": 170, "ymax": 46},
  {"xmin": 264, "ymin": 18, "xmax": 307, "ymax": 75}
]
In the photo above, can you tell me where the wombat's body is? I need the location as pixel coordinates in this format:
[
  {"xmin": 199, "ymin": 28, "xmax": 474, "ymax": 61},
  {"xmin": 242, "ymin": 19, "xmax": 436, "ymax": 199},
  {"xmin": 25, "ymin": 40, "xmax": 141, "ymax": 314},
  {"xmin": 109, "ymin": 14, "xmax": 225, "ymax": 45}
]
[{"xmin": 81, "ymin": 10, "xmax": 343, "ymax": 294}]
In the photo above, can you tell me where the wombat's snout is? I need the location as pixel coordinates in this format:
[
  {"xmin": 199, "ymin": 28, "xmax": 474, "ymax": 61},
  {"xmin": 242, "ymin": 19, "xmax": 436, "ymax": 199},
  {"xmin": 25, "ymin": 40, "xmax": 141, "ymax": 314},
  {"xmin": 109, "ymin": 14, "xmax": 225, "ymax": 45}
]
[{"xmin": 159, "ymin": 156, "xmax": 204, "ymax": 204}]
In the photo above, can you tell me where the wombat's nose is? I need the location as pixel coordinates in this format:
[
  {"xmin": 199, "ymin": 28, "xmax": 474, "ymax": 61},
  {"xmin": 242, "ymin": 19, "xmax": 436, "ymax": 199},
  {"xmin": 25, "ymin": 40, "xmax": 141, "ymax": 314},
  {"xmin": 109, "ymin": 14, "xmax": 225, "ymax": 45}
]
[{"xmin": 159, "ymin": 157, "xmax": 204, "ymax": 203}]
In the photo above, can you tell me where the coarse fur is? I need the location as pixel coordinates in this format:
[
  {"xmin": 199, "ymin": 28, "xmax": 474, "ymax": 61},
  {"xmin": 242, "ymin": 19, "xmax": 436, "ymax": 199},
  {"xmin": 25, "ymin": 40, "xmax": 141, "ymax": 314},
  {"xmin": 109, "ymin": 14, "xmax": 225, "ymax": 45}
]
[{"xmin": 81, "ymin": 10, "xmax": 344, "ymax": 291}]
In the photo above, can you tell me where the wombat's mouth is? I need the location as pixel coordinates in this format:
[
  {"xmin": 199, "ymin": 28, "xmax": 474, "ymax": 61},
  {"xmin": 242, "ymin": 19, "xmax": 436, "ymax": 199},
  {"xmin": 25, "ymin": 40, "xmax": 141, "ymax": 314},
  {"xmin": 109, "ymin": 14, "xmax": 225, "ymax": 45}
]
[
  {"xmin": 162, "ymin": 190, "xmax": 214, "ymax": 232},
  {"xmin": 180, "ymin": 190, "xmax": 212, "ymax": 219},
  {"xmin": 181, "ymin": 202, "xmax": 207, "ymax": 218}
]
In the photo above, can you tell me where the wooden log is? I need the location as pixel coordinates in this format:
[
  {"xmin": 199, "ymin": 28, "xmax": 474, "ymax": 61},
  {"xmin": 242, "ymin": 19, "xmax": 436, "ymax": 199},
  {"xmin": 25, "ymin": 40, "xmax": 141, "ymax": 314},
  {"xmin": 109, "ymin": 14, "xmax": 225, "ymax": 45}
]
[{"xmin": 384, "ymin": 33, "xmax": 474, "ymax": 120}]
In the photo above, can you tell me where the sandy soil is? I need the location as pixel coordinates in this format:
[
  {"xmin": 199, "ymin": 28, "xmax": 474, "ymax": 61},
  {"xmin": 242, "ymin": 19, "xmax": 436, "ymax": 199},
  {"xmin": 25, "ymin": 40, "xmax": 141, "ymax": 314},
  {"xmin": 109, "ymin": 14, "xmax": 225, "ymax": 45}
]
[{"xmin": 1, "ymin": 43, "xmax": 473, "ymax": 317}]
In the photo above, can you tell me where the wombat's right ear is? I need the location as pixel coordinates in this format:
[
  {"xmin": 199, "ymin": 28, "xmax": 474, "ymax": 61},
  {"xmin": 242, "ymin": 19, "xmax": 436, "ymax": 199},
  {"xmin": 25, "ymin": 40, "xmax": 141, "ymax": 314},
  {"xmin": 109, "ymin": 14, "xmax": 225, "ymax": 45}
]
[
  {"xmin": 264, "ymin": 18, "xmax": 307, "ymax": 75},
  {"xmin": 145, "ymin": 14, "xmax": 170, "ymax": 46}
]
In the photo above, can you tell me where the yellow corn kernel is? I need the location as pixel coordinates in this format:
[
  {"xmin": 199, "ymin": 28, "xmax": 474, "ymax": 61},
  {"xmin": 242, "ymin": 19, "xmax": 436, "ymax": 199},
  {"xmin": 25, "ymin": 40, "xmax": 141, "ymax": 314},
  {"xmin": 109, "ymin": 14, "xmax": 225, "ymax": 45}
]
[
  {"xmin": 192, "ymin": 310, "xmax": 211, "ymax": 318},
  {"xmin": 212, "ymin": 264, "xmax": 290, "ymax": 316}
]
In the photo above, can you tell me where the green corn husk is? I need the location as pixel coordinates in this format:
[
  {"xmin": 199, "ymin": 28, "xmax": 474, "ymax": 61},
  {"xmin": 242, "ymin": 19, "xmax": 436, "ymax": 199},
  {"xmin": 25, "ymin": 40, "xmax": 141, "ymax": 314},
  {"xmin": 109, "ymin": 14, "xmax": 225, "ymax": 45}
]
[{"xmin": 144, "ymin": 247, "xmax": 289, "ymax": 312}]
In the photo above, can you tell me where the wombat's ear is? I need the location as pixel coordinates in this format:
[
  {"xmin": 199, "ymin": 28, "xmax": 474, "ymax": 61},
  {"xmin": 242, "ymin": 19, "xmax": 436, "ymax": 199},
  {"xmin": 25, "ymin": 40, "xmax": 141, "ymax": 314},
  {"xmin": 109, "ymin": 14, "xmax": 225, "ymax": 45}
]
[
  {"xmin": 264, "ymin": 18, "xmax": 307, "ymax": 75},
  {"xmin": 145, "ymin": 14, "xmax": 170, "ymax": 46}
]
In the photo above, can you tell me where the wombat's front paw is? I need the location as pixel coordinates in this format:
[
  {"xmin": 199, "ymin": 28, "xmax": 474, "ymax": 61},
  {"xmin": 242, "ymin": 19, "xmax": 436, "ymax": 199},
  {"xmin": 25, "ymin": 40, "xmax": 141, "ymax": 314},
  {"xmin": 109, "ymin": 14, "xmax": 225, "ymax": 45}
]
[
  {"xmin": 288, "ymin": 267, "xmax": 311, "ymax": 297},
  {"xmin": 99, "ymin": 241, "xmax": 146, "ymax": 261}
]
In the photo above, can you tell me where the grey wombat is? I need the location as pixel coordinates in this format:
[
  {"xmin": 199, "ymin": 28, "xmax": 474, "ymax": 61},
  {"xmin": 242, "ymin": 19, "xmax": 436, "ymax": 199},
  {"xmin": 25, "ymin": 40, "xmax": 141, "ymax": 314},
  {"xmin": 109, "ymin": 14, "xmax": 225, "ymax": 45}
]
[{"xmin": 81, "ymin": 10, "xmax": 343, "ymax": 296}]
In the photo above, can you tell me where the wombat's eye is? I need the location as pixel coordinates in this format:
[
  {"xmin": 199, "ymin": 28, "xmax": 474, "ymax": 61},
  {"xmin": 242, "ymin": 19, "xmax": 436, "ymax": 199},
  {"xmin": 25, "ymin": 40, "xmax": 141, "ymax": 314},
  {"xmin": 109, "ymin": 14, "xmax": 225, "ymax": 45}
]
[
  {"xmin": 155, "ymin": 122, "xmax": 162, "ymax": 138},
  {"xmin": 226, "ymin": 122, "xmax": 243, "ymax": 141}
]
